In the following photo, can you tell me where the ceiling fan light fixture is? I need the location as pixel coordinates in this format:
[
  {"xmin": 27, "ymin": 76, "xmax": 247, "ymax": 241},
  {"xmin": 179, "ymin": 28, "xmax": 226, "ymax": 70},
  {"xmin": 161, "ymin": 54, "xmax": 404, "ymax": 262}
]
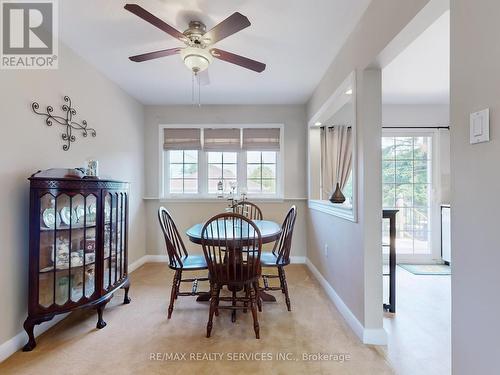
[{"xmin": 181, "ymin": 47, "xmax": 213, "ymax": 73}]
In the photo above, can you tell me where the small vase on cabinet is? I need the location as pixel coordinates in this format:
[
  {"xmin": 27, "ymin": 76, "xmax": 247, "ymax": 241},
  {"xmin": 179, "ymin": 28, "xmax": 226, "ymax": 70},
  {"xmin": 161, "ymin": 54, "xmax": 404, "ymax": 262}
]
[{"xmin": 23, "ymin": 168, "xmax": 131, "ymax": 351}]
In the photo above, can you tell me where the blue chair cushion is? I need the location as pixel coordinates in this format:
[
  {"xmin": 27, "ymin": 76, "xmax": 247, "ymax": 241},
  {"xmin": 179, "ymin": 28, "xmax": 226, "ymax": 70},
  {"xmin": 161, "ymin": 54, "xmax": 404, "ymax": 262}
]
[
  {"xmin": 179, "ymin": 254, "xmax": 207, "ymax": 270},
  {"xmin": 259, "ymin": 251, "xmax": 280, "ymax": 266}
]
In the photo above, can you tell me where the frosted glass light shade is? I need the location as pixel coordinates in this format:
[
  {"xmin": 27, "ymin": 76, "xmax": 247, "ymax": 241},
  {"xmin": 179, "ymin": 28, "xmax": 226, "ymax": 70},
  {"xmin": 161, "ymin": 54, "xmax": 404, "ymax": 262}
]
[{"xmin": 181, "ymin": 47, "xmax": 213, "ymax": 72}]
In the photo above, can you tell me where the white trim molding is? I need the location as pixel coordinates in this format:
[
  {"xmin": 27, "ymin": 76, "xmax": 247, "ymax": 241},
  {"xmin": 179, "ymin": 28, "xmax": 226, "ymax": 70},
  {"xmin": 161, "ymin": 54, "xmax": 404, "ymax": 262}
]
[
  {"xmin": 308, "ymin": 199, "xmax": 356, "ymax": 222},
  {"xmin": 305, "ymin": 258, "xmax": 387, "ymax": 345},
  {"xmin": 143, "ymin": 197, "xmax": 308, "ymax": 202}
]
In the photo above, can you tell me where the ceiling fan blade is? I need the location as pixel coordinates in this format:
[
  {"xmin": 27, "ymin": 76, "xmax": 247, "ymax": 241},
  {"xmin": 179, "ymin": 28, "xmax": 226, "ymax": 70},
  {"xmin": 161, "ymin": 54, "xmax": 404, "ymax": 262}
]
[
  {"xmin": 210, "ymin": 48, "xmax": 266, "ymax": 73},
  {"xmin": 124, "ymin": 4, "xmax": 186, "ymax": 42},
  {"xmin": 196, "ymin": 70, "xmax": 210, "ymax": 86},
  {"xmin": 203, "ymin": 12, "xmax": 250, "ymax": 44},
  {"xmin": 129, "ymin": 47, "xmax": 182, "ymax": 62}
]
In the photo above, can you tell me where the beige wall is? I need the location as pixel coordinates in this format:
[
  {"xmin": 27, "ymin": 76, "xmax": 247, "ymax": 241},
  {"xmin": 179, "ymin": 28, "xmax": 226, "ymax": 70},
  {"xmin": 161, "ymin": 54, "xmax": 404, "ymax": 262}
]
[
  {"xmin": 383, "ymin": 103, "xmax": 449, "ymax": 126},
  {"xmin": 143, "ymin": 105, "xmax": 308, "ymax": 257},
  {"xmin": 451, "ymin": 0, "xmax": 500, "ymax": 373},
  {"xmin": 0, "ymin": 44, "xmax": 146, "ymax": 346},
  {"xmin": 306, "ymin": 0, "xmax": 433, "ymax": 331}
]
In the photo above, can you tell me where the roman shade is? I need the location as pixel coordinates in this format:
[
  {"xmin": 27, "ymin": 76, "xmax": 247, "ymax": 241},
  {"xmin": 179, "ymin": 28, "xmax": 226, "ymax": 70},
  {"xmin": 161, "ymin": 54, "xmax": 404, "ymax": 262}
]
[
  {"xmin": 203, "ymin": 128, "xmax": 241, "ymax": 151},
  {"xmin": 242, "ymin": 128, "xmax": 280, "ymax": 151},
  {"xmin": 163, "ymin": 128, "xmax": 201, "ymax": 150}
]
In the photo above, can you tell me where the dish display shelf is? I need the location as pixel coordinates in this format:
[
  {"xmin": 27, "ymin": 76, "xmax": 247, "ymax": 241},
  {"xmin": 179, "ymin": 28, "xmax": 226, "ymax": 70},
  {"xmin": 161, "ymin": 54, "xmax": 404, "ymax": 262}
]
[{"xmin": 23, "ymin": 169, "xmax": 131, "ymax": 351}]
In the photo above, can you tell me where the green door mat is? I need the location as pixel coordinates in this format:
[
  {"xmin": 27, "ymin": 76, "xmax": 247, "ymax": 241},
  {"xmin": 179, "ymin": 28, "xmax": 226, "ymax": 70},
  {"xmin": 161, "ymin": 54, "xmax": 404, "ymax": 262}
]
[{"xmin": 399, "ymin": 264, "xmax": 451, "ymax": 275}]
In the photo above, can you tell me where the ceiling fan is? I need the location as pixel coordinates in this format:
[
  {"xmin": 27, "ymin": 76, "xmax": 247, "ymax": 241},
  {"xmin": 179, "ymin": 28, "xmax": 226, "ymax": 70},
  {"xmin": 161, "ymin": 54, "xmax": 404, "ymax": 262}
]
[{"xmin": 124, "ymin": 4, "xmax": 266, "ymax": 77}]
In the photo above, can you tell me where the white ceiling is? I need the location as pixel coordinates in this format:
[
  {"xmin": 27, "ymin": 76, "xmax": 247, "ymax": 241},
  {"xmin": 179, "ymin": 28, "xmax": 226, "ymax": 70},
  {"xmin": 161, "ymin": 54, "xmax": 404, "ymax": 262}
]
[
  {"xmin": 382, "ymin": 10, "xmax": 450, "ymax": 105},
  {"xmin": 59, "ymin": 0, "xmax": 371, "ymax": 105}
]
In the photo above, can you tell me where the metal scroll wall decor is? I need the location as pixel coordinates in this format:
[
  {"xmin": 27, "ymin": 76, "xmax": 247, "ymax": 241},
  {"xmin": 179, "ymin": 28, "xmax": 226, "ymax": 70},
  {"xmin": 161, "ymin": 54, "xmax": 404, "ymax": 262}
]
[{"xmin": 32, "ymin": 96, "xmax": 96, "ymax": 151}]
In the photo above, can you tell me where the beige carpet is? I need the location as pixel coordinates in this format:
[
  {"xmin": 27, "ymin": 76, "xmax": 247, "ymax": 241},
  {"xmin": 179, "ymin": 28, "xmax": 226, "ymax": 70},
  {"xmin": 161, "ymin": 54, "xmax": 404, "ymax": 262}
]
[{"xmin": 0, "ymin": 264, "xmax": 393, "ymax": 374}]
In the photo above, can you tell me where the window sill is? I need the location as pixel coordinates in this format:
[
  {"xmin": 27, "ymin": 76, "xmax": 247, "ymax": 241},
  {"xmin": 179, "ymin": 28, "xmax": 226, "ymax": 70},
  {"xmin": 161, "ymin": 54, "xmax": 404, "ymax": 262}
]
[
  {"xmin": 144, "ymin": 196, "xmax": 295, "ymax": 203},
  {"xmin": 308, "ymin": 199, "xmax": 357, "ymax": 222}
]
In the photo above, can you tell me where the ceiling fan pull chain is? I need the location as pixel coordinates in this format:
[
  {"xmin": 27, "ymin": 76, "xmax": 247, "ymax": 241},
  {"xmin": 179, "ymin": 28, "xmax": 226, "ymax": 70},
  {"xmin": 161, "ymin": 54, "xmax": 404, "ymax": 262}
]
[
  {"xmin": 191, "ymin": 72, "xmax": 195, "ymax": 104},
  {"xmin": 198, "ymin": 73, "xmax": 201, "ymax": 107}
]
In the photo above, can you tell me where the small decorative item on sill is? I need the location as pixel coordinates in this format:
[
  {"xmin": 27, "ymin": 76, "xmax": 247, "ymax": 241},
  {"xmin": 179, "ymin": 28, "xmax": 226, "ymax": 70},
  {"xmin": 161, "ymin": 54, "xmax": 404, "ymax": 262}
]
[
  {"xmin": 217, "ymin": 180, "xmax": 224, "ymax": 198},
  {"xmin": 85, "ymin": 159, "xmax": 99, "ymax": 177},
  {"xmin": 329, "ymin": 183, "xmax": 346, "ymax": 204}
]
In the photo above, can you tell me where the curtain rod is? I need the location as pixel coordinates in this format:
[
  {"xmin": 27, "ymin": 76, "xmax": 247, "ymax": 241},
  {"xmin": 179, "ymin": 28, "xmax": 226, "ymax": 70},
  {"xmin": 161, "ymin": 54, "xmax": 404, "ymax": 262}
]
[
  {"xmin": 321, "ymin": 125, "xmax": 449, "ymax": 130},
  {"xmin": 320, "ymin": 125, "xmax": 352, "ymax": 129},
  {"xmin": 382, "ymin": 126, "xmax": 450, "ymax": 130}
]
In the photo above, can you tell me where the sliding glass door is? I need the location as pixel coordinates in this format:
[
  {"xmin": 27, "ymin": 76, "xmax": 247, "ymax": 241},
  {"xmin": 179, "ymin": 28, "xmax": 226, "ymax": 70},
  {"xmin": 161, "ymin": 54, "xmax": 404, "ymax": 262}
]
[{"xmin": 382, "ymin": 133, "xmax": 434, "ymax": 258}]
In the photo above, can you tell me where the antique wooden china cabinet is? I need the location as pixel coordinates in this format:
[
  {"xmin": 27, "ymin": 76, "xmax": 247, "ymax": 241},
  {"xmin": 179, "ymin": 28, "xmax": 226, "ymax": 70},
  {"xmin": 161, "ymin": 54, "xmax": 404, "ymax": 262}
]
[{"xmin": 23, "ymin": 168, "xmax": 131, "ymax": 351}]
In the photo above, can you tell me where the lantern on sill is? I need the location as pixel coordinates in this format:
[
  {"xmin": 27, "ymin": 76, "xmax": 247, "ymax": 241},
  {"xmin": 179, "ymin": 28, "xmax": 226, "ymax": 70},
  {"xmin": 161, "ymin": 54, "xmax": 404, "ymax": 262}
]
[{"xmin": 217, "ymin": 180, "xmax": 224, "ymax": 198}]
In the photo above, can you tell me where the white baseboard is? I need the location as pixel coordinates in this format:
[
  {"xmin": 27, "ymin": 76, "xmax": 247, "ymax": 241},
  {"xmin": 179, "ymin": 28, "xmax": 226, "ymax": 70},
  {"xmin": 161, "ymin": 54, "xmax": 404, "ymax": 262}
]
[
  {"xmin": 128, "ymin": 254, "xmax": 170, "ymax": 272},
  {"xmin": 305, "ymin": 258, "xmax": 387, "ymax": 345},
  {"xmin": 290, "ymin": 256, "xmax": 306, "ymax": 264}
]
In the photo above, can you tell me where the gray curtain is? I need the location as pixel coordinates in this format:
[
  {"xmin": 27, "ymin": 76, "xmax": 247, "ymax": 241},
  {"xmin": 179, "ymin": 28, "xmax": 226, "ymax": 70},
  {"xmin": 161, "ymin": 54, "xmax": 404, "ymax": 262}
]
[{"xmin": 320, "ymin": 126, "xmax": 353, "ymax": 200}]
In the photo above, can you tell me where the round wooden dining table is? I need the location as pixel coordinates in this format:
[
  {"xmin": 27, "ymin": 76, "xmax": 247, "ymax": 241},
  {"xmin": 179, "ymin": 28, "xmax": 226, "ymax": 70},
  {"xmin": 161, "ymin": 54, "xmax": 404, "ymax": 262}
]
[{"xmin": 186, "ymin": 219, "xmax": 282, "ymax": 302}]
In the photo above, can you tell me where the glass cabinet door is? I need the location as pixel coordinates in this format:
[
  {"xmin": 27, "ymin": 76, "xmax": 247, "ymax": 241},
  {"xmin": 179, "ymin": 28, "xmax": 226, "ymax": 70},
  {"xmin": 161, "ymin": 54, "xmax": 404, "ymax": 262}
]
[
  {"xmin": 38, "ymin": 192, "xmax": 97, "ymax": 307},
  {"xmin": 103, "ymin": 191, "xmax": 127, "ymax": 291},
  {"xmin": 103, "ymin": 194, "xmax": 111, "ymax": 290},
  {"xmin": 119, "ymin": 193, "xmax": 127, "ymax": 280}
]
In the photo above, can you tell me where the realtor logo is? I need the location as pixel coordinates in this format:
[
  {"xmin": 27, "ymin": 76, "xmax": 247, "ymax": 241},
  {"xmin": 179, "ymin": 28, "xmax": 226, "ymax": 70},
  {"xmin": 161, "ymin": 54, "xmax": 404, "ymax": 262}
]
[{"xmin": 1, "ymin": 0, "xmax": 58, "ymax": 69}]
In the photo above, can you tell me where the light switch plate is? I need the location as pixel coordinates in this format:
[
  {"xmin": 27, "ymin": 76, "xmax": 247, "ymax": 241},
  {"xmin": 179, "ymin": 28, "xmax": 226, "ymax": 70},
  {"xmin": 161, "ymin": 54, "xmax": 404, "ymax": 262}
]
[{"xmin": 470, "ymin": 108, "xmax": 490, "ymax": 144}]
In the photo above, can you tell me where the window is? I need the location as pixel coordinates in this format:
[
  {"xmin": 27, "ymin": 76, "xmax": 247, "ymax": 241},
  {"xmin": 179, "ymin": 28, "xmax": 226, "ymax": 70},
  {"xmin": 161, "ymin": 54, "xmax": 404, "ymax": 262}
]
[
  {"xmin": 162, "ymin": 126, "xmax": 282, "ymax": 198},
  {"xmin": 168, "ymin": 150, "xmax": 198, "ymax": 194},
  {"xmin": 382, "ymin": 135, "xmax": 432, "ymax": 255},
  {"xmin": 246, "ymin": 151, "xmax": 277, "ymax": 194},
  {"xmin": 342, "ymin": 171, "xmax": 353, "ymax": 206},
  {"xmin": 208, "ymin": 152, "xmax": 238, "ymax": 194}
]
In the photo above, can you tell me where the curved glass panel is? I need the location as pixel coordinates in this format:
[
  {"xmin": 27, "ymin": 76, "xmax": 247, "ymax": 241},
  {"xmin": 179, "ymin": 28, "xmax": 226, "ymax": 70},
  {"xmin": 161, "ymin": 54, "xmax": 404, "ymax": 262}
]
[
  {"xmin": 103, "ymin": 193, "xmax": 112, "ymax": 289},
  {"xmin": 70, "ymin": 194, "xmax": 84, "ymax": 302},
  {"xmin": 54, "ymin": 194, "xmax": 70, "ymax": 305},
  {"xmin": 39, "ymin": 193, "xmax": 56, "ymax": 307},
  {"xmin": 84, "ymin": 194, "xmax": 97, "ymax": 298}
]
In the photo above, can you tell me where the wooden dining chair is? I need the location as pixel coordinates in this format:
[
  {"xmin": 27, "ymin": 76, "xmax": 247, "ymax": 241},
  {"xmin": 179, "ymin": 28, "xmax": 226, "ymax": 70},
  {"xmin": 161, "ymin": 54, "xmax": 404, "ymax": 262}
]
[
  {"xmin": 158, "ymin": 207, "xmax": 209, "ymax": 319},
  {"xmin": 259, "ymin": 206, "xmax": 297, "ymax": 311},
  {"xmin": 201, "ymin": 213, "xmax": 263, "ymax": 339},
  {"xmin": 232, "ymin": 201, "xmax": 263, "ymax": 220}
]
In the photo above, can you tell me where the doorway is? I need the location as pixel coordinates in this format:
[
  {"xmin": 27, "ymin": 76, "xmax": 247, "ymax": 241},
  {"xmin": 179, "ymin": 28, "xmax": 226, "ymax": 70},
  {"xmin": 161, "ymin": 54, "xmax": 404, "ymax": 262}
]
[{"xmin": 380, "ymin": 7, "xmax": 451, "ymax": 375}]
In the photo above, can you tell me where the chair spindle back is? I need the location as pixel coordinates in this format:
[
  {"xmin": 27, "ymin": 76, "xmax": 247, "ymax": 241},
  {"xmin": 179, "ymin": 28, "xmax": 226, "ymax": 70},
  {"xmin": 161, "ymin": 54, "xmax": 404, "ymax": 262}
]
[
  {"xmin": 158, "ymin": 207, "xmax": 188, "ymax": 268},
  {"xmin": 201, "ymin": 213, "xmax": 262, "ymax": 285},
  {"xmin": 232, "ymin": 201, "xmax": 263, "ymax": 220},
  {"xmin": 273, "ymin": 206, "xmax": 297, "ymax": 265}
]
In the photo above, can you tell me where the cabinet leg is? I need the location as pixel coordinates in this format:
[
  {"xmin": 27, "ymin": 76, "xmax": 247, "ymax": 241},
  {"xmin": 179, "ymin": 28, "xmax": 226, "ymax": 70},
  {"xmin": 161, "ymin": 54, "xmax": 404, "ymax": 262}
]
[
  {"xmin": 22, "ymin": 319, "xmax": 36, "ymax": 352},
  {"xmin": 122, "ymin": 278, "xmax": 131, "ymax": 304},
  {"xmin": 123, "ymin": 287, "xmax": 132, "ymax": 305},
  {"xmin": 123, "ymin": 286, "xmax": 131, "ymax": 304},
  {"xmin": 22, "ymin": 315, "xmax": 53, "ymax": 351},
  {"xmin": 96, "ymin": 302, "xmax": 108, "ymax": 329}
]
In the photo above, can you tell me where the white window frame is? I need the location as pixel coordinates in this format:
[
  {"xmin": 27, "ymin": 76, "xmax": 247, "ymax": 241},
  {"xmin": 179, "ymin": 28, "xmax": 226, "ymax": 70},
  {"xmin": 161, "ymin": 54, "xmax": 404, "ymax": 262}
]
[
  {"xmin": 159, "ymin": 124, "xmax": 284, "ymax": 200},
  {"xmin": 382, "ymin": 128, "xmax": 442, "ymax": 263}
]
